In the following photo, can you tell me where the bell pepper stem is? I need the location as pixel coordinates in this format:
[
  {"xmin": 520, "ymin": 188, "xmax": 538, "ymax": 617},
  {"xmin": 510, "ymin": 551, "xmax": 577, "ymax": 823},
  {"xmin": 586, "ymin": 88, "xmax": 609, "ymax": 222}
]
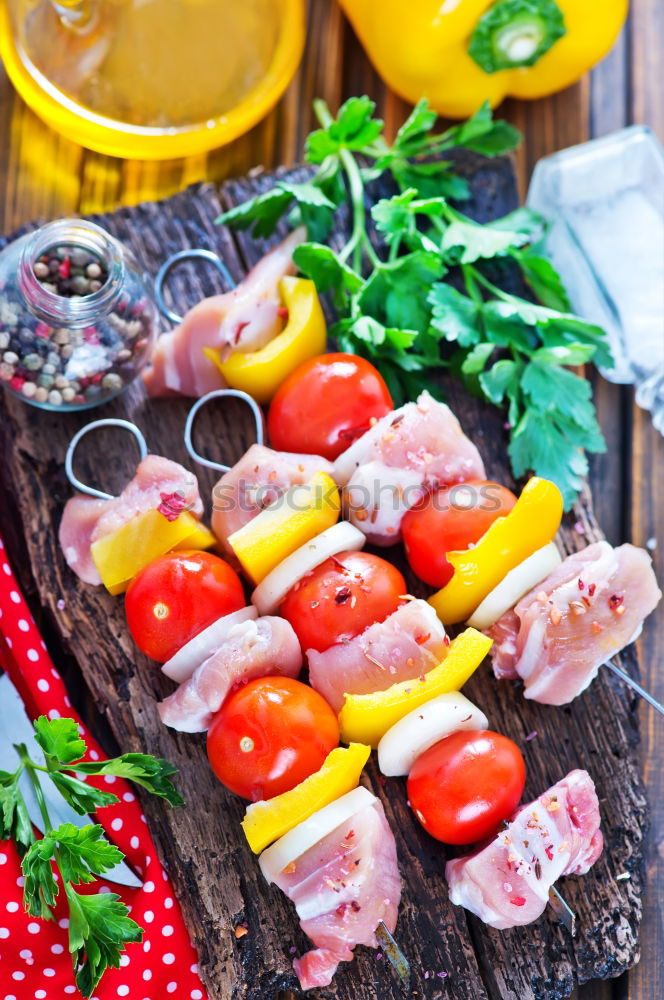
[{"xmin": 468, "ymin": 0, "xmax": 566, "ymax": 74}]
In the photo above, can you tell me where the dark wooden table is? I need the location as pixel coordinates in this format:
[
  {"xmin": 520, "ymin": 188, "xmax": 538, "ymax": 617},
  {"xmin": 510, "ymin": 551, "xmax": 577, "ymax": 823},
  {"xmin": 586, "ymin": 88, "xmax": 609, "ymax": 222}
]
[{"xmin": 1, "ymin": 3, "xmax": 662, "ymax": 999}]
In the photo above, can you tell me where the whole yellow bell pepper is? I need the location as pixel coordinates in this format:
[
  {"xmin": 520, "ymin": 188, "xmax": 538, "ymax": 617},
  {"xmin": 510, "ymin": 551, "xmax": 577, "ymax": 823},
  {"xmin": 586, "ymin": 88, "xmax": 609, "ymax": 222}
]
[
  {"xmin": 337, "ymin": 0, "xmax": 628, "ymax": 118},
  {"xmin": 204, "ymin": 276, "xmax": 327, "ymax": 405},
  {"xmin": 339, "ymin": 628, "xmax": 492, "ymax": 747},
  {"xmin": 429, "ymin": 476, "xmax": 563, "ymax": 625}
]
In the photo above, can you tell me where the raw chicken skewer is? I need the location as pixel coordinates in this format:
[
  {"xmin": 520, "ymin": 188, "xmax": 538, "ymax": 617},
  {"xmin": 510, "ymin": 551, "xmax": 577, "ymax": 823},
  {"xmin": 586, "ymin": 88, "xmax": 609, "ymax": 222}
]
[
  {"xmin": 485, "ymin": 541, "xmax": 662, "ymax": 712},
  {"xmin": 59, "ymin": 418, "xmax": 208, "ymax": 587},
  {"xmin": 144, "ymin": 228, "xmax": 304, "ymax": 398},
  {"xmin": 258, "ymin": 786, "xmax": 405, "ymax": 990},
  {"xmin": 446, "ymin": 770, "xmax": 603, "ymax": 930}
]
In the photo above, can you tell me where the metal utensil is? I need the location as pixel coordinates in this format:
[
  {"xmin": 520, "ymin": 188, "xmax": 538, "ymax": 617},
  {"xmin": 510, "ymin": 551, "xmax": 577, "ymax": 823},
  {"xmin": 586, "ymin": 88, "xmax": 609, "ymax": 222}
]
[
  {"xmin": 548, "ymin": 885, "xmax": 577, "ymax": 936},
  {"xmin": 604, "ymin": 658, "xmax": 664, "ymax": 716},
  {"xmin": 0, "ymin": 673, "xmax": 142, "ymax": 888},
  {"xmin": 375, "ymin": 919, "xmax": 411, "ymax": 990}
]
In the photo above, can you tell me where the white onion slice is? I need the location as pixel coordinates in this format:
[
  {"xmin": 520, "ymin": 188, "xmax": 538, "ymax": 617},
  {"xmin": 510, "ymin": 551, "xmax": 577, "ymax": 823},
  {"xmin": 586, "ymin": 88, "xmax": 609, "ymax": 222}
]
[
  {"xmin": 332, "ymin": 404, "xmax": 408, "ymax": 485},
  {"xmin": 377, "ymin": 692, "xmax": 488, "ymax": 777},
  {"xmin": 467, "ymin": 542, "xmax": 563, "ymax": 631},
  {"xmin": 251, "ymin": 521, "xmax": 365, "ymax": 616},
  {"xmin": 161, "ymin": 606, "xmax": 258, "ymax": 682},
  {"xmin": 259, "ymin": 786, "xmax": 375, "ymax": 884}
]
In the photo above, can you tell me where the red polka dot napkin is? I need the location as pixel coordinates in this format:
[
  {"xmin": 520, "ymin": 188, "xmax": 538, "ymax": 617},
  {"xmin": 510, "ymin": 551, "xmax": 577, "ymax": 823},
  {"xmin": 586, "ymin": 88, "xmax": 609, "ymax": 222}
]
[{"xmin": 0, "ymin": 534, "xmax": 207, "ymax": 1000}]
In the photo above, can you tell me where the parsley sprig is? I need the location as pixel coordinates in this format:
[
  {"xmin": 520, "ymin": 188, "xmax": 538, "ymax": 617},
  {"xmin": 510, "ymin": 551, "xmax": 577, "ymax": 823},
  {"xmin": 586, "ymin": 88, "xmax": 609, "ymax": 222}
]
[
  {"xmin": 217, "ymin": 96, "xmax": 612, "ymax": 509},
  {"xmin": 0, "ymin": 716, "xmax": 183, "ymax": 996}
]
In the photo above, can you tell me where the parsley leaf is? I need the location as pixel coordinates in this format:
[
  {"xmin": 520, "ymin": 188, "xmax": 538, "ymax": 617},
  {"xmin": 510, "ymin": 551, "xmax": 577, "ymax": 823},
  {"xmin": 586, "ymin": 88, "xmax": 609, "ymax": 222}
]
[
  {"xmin": 509, "ymin": 409, "xmax": 594, "ymax": 510},
  {"xmin": 22, "ymin": 837, "xmax": 58, "ymax": 919},
  {"xmin": 306, "ymin": 96, "xmax": 383, "ymax": 162},
  {"xmin": 66, "ymin": 883, "xmax": 143, "ymax": 997},
  {"xmin": 0, "ymin": 766, "xmax": 35, "ymax": 855},
  {"xmin": 429, "ymin": 284, "xmax": 482, "ymax": 347},
  {"xmin": 390, "ymin": 99, "xmax": 439, "ymax": 156},
  {"xmin": 358, "ymin": 252, "xmax": 446, "ymax": 331},
  {"xmin": 74, "ymin": 754, "xmax": 184, "ymax": 807},
  {"xmin": 50, "ymin": 771, "xmax": 119, "ymax": 815},
  {"xmin": 440, "ymin": 101, "xmax": 521, "ymax": 157},
  {"xmin": 217, "ymin": 182, "xmax": 335, "ymax": 240},
  {"xmin": 34, "ymin": 716, "xmax": 85, "ymax": 764},
  {"xmin": 216, "ymin": 187, "xmax": 293, "ymax": 238},
  {"xmin": 371, "ymin": 189, "xmax": 447, "ymax": 252},
  {"xmin": 293, "ymin": 243, "xmax": 363, "ymax": 305},
  {"xmin": 441, "ymin": 217, "xmax": 528, "ymax": 263},
  {"xmin": 461, "ymin": 342, "xmax": 495, "ymax": 375},
  {"xmin": 513, "ymin": 247, "xmax": 572, "ymax": 311}
]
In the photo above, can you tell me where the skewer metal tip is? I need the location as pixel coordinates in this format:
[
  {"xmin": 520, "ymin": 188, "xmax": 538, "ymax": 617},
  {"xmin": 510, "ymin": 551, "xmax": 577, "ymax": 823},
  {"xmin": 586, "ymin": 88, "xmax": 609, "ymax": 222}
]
[
  {"xmin": 548, "ymin": 885, "xmax": 577, "ymax": 937},
  {"xmin": 375, "ymin": 920, "xmax": 411, "ymax": 990},
  {"xmin": 605, "ymin": 659, "xmax": 664, "ymax": 716}
]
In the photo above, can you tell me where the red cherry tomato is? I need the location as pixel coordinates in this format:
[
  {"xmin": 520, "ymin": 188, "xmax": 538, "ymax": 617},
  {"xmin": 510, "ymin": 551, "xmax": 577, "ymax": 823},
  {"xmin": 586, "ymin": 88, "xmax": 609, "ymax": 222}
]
[
  {"xmin": 402, "ymin": 480, "xmax": 517, "ymax": 588},
  {"xmin": 125, "ymin": 550, "xmax": 245, "ymax": 663},
  {"xmin": 280, "ymin": 550, "xmax": 407, "ymax": 653},
  {"xmin": 207, "ymin": 677, "xmax": 339, "ymax": 801},
  {"xmin": 268, "ymin": 353, "xmax": 393, "ymax": 460},
  {"xmin": 407, "ymin": 730, "xmax": 526, "ymax": 845}
]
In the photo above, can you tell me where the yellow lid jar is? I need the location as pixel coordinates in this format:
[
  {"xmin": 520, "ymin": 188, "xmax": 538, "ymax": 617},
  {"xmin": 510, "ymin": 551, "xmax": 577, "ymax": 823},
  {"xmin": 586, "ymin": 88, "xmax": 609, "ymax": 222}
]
[{"xmin": 0, "ymin": 0, "xmax": 305, "ymax": 158}]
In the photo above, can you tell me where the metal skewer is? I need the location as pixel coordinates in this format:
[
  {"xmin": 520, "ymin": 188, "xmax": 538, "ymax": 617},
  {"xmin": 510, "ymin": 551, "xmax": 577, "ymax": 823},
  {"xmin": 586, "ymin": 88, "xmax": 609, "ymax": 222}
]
[
  {"xmin": 548, "ymin": 886, "xmax": 577, "ymax": 936},
  {"xmin": 65, "ymin": 418, "xmax": 149, "ymax": 500},
  {"xmin": 375, "ymin": 920, "xmax": 411, "ymax": 989},
  {"xmin": 605, "ymin": 659, "xmax": 664, "ymax": 716}
]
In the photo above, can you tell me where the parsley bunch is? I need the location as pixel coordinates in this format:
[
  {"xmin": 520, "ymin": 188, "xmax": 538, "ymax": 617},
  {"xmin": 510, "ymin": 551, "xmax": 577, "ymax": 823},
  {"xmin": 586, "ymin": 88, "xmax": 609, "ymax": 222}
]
[
  {"xmin": 217, "ymin": 96, "xmax": 612, "ymax": 509},
  {"xmin": 0, "ymin": 716, "xmax": 183, "ymax": 996}
]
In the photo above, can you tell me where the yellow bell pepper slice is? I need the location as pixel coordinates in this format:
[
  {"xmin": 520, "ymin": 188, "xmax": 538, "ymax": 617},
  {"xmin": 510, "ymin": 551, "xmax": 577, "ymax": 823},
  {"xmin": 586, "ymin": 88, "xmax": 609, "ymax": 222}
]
[
  {"xmin": 172, "ymin": 522, "xmax": 216, "ymax": 552},
  {"xmin": 91, "ymin": 510, "xmax": 214, "ymax": 596},
  {"xmin": 227, "ymin": 471, "xmax": 340, "ymax": 584},
  {"xmin": 339, "ymin": 628, "xmax": 492, "ymax": 747},
  {"xmin": 241, "ymin": 742, "xmax": 371, "ymax": 854},
  {"xmin": 337, "ymin": 1, "xmax": 627, "ymax": 119},
  {"xmin": 428, "ymin": 477, "xmax": 563, "ymax": 625},
  {"xmin": 204, "ymin": 276, "xmax": 327, "ymax": 405}
]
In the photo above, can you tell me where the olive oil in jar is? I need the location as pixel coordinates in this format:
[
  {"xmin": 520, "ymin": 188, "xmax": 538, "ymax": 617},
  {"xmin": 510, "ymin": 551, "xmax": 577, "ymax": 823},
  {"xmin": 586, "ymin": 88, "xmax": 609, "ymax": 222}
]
[
  {"xmin": 12, "ymin": 0, "xmax": 281, "ymax": 126},
  {"xmin": 1, "ymin": 0, "xmax": 303, "ymax": 155}
]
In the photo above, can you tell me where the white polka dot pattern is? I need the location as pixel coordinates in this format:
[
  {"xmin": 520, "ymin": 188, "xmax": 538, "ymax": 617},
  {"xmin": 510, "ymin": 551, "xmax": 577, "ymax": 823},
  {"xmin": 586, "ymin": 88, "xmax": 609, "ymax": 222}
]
[{"xmin": 0, "ymin": 539, "xmax": 207, "ymax": 1000}]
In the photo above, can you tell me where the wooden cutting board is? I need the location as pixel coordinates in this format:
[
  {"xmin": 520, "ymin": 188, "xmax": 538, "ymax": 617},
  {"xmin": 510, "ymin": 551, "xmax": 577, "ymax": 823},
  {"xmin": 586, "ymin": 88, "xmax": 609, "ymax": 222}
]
[{"xmin": 0, "ymin": 154, "xmax": 647, "ymax": 1000}]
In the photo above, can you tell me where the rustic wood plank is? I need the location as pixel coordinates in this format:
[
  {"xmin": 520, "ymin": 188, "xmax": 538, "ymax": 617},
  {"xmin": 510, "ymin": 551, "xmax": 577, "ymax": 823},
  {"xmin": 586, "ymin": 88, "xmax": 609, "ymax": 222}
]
[
  {"xmin": 0, "ymin": 150, "xmax": 649, "ymax": 1000},
  {"xmin": 624, "ymin": 406, "xmax": 664, "ymax": 1000},
  {"xmin": 0, "ymin": 2, "xmax": 660, "ymax": 996}
]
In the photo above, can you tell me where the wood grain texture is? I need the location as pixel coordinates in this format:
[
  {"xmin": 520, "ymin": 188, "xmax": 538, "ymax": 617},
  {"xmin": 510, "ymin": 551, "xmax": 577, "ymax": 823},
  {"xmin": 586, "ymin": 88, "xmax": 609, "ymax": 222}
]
[
  {"xmin": 0, "ymin": 159, "xmax": 650, "ymax": 1000},
  {"xmin": 0, "ymin": 1, "xmax": 662, "ymax": 997}
]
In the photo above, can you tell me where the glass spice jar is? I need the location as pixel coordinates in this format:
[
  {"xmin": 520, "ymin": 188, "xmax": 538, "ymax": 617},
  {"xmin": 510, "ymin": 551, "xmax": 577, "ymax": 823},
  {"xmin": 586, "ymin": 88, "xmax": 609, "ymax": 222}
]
[{"xmin": 0, "ymin": 218, "xmax": 159, "ymax": 411}]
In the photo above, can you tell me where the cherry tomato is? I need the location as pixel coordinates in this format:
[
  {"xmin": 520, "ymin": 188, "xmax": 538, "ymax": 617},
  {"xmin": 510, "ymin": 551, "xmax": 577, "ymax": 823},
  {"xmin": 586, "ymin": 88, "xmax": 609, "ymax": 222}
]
[
  {"xmin": 407, "ymin": 730, "xmax": 526, "ymax": 845},
  {"xmin": 268, "ymin": 353, "xmax": 393, "ymax": 460},
  {"xmin": 125, "ymin": 550, "xmax": 245, "ymax": 663},
  {"xmin": 207, "ymin": 677, "xmax": 339, "ymax": 801},
  {"xmin": 402, "ymin": 480, "xmax": 517, "ymax": 588},
  {"xmin": 280, "ymin": 550, "xmax": 406, "ymax": 653}
]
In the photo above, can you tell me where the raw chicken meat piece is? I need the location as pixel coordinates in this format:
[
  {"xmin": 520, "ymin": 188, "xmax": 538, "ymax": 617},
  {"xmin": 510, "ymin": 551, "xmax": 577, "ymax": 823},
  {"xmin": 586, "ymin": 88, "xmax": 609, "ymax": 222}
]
[
  {"xmin": 446, "ymin": 769, "xmax": 603, "ymax": 929},
  {"xmin": 211, "ymin": 444, "xmax": 333, "ymax": 556},
  {"xmin": 59, "ymin": 454, "xmax": 203, "ymax": 585},
  {"xmin": 58, "ymin": 496, "xmax": 108, "ymax": 585},
  {"xmin": 157, "ymin": 616, "xmax": 302, "ymax": 732},
  {"xmin": 264, "ymin": 795, "xmax": 401, "ymax": 989},
  {"xmin": 332, "ymin": 391, "xmax": 485, "ymax": 545},
  {"xmin": 144, "ymin": 229, "xmax": 303, "ymax": 397},
  {"xmin": 307, "ymin": 599, "xmax": 448, "ymax": 713},
  {"xmin": 487, "ymin": 542, "xmax": 662, "ymax": 705}
]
